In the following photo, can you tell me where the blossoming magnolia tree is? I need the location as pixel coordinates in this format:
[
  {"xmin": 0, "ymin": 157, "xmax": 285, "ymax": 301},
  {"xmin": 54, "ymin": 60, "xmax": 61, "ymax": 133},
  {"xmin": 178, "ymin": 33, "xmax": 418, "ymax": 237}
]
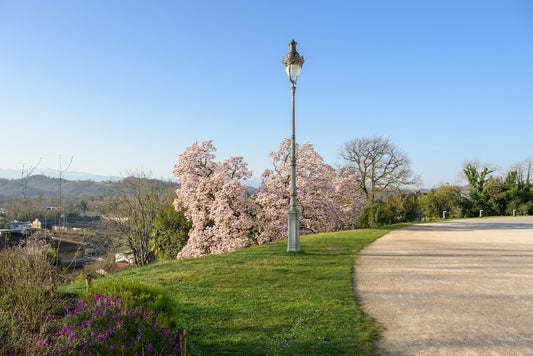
[
  {"xmin": 173, "ymin": 141, "xmax": 255, "ymax": 259},
  {"xmin": 173, "ymin": 139, "xmax": 366, "ymax": 259},
  {"xmin": 333, "ymin": 165, "xmax": 367, "ymax": 230},
  {"xmin": 255, "ymin": 139, "xmax": 366, "ymax": 242}
]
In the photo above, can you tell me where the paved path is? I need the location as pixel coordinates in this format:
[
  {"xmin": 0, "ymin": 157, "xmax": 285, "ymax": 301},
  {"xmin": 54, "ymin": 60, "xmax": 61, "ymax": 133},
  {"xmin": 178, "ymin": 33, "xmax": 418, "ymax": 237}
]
[{"xmin": 354, "ymin": 217, "xmax": 533, "ymax": 355}]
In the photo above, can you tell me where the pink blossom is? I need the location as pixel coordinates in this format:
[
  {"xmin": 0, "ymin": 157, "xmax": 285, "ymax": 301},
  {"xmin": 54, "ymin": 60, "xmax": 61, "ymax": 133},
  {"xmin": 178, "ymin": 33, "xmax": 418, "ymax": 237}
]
[
  {"xmin": 173, "ymin": 141, "xmax": 256, "ymax": 258},
  {"xmin": 256, "ymin": 139, "xmax": 366, "ymax": 241},
  {"xmin": 173, "ymin": 139, "xmax": 366, "ymax": 258}
]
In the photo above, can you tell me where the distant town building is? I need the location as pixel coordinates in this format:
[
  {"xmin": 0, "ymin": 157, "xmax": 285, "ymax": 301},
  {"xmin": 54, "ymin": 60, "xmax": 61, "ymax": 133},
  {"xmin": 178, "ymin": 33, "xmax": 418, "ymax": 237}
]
[
  {"xmin": 30, "ymin": 219, "xmax": 42, "ymax": 229},
  {"xmin": 8, "ymin": 221, "xmax": 30, "ymax": 234},
  {"xmin": 115, "ymin": 252, "xmax": 134, "ymax": 268}
]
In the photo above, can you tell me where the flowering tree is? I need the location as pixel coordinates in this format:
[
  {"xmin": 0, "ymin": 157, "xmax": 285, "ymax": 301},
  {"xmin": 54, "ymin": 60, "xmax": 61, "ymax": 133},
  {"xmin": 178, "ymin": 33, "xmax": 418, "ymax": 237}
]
[
  {"xmin": 255, "ymin": 139, "xmax": 365, "ymax": 242},
  {"xmin": 173, "ymin": 141, "xmax": 256, "ymax": 259},
  {"xmin": 333, "ymin": 166, "xmax": 367, "ymax": 230}
]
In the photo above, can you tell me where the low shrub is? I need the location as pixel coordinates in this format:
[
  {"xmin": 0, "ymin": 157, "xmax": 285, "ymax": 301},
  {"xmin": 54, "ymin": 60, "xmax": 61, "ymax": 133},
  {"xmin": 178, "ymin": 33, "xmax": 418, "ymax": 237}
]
[
  {"xmin": 0, "ymin": 309, "xmax": 36, "ymax": 355},
  {"xmin": 358, "ymin": 195, "xmax": 421, "ymax": 228},
  {"xmin": 82, "ymin": 277, "xmax": 179, "ymax": 329},
  {"xmin": 0, "ymin": 238, "xmax": 182, "ymax": 355},
  {"xmin": 0, "ymin": 240, "xmax": 66, "ymax": 330},
  {"xmin": 34, "ymin": 294, "xmax": 180, "ymax": 355}
]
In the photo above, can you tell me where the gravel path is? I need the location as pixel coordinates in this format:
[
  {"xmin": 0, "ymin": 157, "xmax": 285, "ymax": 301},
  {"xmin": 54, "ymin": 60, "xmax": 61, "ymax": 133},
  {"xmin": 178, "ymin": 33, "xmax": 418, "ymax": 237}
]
[{"xmin": 354, "ymin": 217, "xmax": 533, "ymax": 356}]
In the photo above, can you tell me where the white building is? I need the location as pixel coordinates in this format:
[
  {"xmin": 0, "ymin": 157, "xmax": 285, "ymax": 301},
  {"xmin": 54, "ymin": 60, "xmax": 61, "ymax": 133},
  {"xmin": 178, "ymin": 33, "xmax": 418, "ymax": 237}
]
[{"xmin": 8, "ymin": 221, "xmax": 30, "ymax": 233}]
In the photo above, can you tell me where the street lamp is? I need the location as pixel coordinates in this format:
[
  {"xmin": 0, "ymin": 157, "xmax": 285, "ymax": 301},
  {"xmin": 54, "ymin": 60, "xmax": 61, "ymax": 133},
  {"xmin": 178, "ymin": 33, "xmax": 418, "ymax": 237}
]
[{"xmin": 282, "ymin": 39, "xmax": 304, "ymax": 252}]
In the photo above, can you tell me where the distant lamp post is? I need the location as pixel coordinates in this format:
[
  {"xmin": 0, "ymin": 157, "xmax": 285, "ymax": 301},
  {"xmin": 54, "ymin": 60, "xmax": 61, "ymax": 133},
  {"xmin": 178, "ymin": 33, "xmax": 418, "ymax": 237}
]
[{"xmin": 282, "ymin": 39, "xmax": 304, "ymax": 252}]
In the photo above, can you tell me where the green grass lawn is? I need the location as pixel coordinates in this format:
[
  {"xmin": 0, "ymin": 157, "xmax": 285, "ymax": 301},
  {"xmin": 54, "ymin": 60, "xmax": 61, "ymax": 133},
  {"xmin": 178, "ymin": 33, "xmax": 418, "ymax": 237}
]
[{"xmin": 78, "ymin": 226, "xmax": 404, "ymax": 355}]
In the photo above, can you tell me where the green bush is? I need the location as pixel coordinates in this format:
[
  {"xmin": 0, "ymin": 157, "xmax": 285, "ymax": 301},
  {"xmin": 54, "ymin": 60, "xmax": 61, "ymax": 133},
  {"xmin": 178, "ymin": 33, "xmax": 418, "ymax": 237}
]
[
  {"xmin": 517, "ymin": 201, "xmax": 533, "ymax": 216},
  {"xmin": 358, "ymin": 200, "xmax": 393, "ymax": 228},
  {"xmin": 151, "ymin": 203, "xmax": 192, "ymax": 260},
  {"xmin": 358, "ymin": 195, "xmax": 420, "ymax": 228},
  {"xmin": 418, "ymin": 184, "xmax": 466, "ymax": 219},
  {"xmin": 83, "ymin": 277, "xmax": 179, "ymax": 329}
]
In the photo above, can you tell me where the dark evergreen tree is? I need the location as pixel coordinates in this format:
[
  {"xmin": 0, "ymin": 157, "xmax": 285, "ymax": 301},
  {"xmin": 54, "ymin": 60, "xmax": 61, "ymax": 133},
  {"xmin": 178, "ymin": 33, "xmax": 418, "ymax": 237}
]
[{"xmin": 151, "ymin": 202, "xmax": 192, "ymax": 260}]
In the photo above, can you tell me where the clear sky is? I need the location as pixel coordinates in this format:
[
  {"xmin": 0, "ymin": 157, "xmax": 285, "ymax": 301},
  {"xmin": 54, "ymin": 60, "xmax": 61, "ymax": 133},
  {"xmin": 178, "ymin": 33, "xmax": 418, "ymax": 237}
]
[{"xmin": 1, "ymin": 0, "xmax": 532, "ymax": 188}]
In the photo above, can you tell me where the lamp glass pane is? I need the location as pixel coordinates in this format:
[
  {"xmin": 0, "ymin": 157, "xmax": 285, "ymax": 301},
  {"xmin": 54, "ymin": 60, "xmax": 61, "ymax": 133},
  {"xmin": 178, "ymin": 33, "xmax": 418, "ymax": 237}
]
[{"xmin": 286, "ymin": 64, "xmax": 301, "ymax": 79}]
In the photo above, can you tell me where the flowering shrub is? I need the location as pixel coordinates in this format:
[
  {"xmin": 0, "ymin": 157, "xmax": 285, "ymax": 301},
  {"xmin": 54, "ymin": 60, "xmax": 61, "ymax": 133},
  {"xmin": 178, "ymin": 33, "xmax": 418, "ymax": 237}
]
[
  {"xmin": 35, "ymin": 294, "xmax": 180, "ymax": 355},
  {"xmin": 83, "ymin": 277, "xmax": 178, "ymax": 329},
  {"xmin": 0, "ymin": 308, "xmax": 34, "ymax": 355}
]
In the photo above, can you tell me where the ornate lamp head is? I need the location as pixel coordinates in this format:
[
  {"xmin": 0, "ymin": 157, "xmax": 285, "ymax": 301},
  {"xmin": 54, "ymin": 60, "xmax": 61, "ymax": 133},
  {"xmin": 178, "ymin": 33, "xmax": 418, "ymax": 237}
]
[{"xmin": 282, "ymin": 39, "xmax": 304, "ymax": 84}]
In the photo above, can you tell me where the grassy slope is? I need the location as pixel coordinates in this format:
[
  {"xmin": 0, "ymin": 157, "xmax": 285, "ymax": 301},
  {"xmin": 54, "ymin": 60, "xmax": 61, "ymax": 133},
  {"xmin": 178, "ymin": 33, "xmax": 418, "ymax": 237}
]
[{"xmin": 84, "ymin": 226, "xmax": 403, "ymax": 355}]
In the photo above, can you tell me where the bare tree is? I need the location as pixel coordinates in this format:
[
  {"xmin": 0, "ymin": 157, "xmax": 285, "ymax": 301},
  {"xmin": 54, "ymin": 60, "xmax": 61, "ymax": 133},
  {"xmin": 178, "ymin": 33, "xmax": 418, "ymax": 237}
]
[
  {"xmin": 20, "ymin": 159, "xmax": 41, "ymax": 233},
  {"xmin": 510, "ymin": 158, "xmax": 533, "ymax": 186},
  {"xmin": 108, "ymin": 172, "xmax": 169, "ymax": 266},
  {"xmin": 57, "ymin": 155, "xmax": 73, "ymax": 240},
  {"xmin": 339, "ymin": 136, "xmax": 418, "ymax": 200}
]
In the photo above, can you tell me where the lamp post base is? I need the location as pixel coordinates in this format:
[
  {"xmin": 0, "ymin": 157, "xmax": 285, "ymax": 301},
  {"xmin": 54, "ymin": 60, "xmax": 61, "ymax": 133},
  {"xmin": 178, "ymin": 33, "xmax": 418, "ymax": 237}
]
[{"xmin": 287, "ymin": 210, "xmax": 300, "ymax": 252}]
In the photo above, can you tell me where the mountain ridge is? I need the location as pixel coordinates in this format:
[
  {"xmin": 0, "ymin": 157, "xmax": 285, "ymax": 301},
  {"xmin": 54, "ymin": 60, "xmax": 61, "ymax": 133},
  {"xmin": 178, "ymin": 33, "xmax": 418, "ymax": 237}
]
[
  {"xmin": 0, "ymin": 174, "xmax": 177, "ymax": 198},
  {"xmin": 0, "ymin": 168, "xmax": 121, "ymax": 182}
]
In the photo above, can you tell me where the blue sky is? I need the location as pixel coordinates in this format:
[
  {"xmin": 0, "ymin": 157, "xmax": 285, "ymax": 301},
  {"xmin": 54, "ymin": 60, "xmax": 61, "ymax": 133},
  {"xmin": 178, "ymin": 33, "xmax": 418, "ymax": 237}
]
[{"xmin": 1, "ymin": 0, "xmax": 532, "ymax": 187}]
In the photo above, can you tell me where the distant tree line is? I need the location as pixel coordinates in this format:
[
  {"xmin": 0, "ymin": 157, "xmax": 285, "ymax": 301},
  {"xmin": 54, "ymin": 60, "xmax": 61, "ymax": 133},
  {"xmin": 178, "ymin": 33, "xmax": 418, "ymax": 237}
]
[{"xmin": 357, "ymin": 159, "xmax": 533, "ymax": 228}]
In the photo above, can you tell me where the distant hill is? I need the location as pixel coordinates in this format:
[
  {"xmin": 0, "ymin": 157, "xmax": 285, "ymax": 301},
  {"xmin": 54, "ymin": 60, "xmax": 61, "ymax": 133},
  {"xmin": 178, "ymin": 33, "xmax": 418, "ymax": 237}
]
[
  {"xmin": 0, "ymin": 168, "xmax": 121, "ymax": 182},
  {"xmin": 0, "ymin": 175, "xmax": 176, "ymax": 198}
]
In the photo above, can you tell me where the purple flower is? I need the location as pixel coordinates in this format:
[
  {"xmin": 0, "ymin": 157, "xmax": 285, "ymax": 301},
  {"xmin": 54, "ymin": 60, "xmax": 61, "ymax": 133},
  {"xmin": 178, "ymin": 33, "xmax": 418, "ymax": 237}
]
[{"xmin": 35, "ymin": 294, "xmax": 181, "ymax": 355}]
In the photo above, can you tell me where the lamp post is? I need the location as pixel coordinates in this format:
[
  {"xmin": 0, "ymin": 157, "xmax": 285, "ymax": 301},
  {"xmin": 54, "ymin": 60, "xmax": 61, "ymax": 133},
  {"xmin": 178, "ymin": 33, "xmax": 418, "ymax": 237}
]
[{"xmin": 282, "ymin": 39, "xmax": 304, "ymax": 252}]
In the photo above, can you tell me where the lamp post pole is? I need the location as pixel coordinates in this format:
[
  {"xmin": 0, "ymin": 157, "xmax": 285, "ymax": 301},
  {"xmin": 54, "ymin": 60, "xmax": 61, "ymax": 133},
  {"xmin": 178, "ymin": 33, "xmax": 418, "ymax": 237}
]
[{"xmin": 283, "ymin": 39, "xmax": 304, "ymax": 252}]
